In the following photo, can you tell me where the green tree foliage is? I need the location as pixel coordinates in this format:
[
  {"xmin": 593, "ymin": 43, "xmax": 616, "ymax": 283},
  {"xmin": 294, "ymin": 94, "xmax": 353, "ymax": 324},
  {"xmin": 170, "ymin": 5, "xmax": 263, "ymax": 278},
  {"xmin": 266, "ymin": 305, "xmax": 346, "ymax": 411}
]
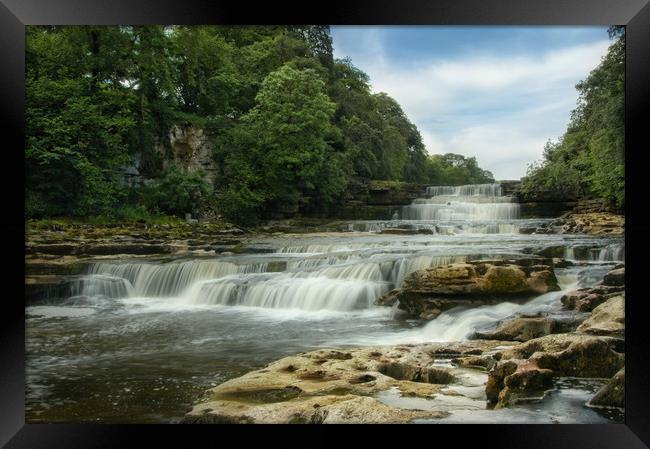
[
  {"xmin": 219, "ymin": 65, "xmax": 346, "ymax": 222},
  {"xmin": 142, "ymin": 166, "xmax": 210, "ymax": 217},
  {"xmin": 521, "ymin": 27, "xmax": 624, "ymax": 206},
  {"xmin": 26, "ymin": 26, "xmax": 137, "ymax": 217},
  {"xmin": 424, "ymin": 154, "xmax": 495, "ymax": 186},
  {"xmin": 26, "ymin": 25, "xmax": 496, "ymax": 222}
]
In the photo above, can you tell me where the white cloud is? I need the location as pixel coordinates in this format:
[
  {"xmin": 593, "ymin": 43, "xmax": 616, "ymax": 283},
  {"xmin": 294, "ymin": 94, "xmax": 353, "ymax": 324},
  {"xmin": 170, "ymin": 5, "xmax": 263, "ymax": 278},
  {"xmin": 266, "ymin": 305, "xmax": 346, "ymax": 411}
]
[{"xmin": 333, "ymin": 34, "xmax": 611, "ymax": 180}]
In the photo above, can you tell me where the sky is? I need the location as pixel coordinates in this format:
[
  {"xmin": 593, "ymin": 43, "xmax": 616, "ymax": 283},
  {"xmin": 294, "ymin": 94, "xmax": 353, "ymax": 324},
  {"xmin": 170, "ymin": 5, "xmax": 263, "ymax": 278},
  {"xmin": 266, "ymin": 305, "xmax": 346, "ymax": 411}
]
[{"xmin": 330, "ymin": 26, "xmax": 612, "ymax": 180}]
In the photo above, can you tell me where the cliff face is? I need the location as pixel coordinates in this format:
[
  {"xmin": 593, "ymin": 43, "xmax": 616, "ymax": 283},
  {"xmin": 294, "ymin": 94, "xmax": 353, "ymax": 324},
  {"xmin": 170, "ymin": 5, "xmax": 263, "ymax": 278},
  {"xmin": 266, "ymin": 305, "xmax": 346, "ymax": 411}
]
[
  {"xmin": 333, "ymin": 179, "xmax": 581, "ymax": 220},
  {"xmin": 161, "ymin": 124, "xmax": 218, "ymax": 185},
  {"xmin": 335, "ymin": 179, "xmax": 428, "ymax": 220},
  {"xmin": 498, "ymin": 180, "xmax": 578, "ymax": 218}
]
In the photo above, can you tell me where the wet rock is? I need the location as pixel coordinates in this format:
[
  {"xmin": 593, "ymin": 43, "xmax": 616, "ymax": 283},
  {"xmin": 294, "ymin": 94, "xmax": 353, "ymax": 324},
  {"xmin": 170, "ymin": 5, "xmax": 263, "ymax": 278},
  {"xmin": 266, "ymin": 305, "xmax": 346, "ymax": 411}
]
[
  {"xmin": 379, "ymin": 228, "xmax": 434, "ymax": 235},
  {"xmin": 535, "ymin": 245, "xmax": 565, "ymax": 258},
  {"xmin": 453, "ymin": 355, "xmax": 497, "ymax": 371},
  {"xmin": 576, "ymin": 295, "xmax": 624, "ymax": 337},
  {"xmin": 487, "ymin": 359, "xmax": 554, "ymax": 408},
  {"xmin": 471, "ymin": 317, "xmax": 558, "ymax": 342},
  {"xmin": 603, "ymin": 267, "xmax": 624, "ymax": 286},
  {"xmin": 553, "ymin": 258, "xmax": 574, "ymax": 268},
  {"xmin": 500, "ymin": 334, "xmax": 624, "ymax": 378},
  {"xmin": 588, "ymin": 368, "xmax": 625, "ymax": 409},
  {"xmin": 375, "ymin": 289, "xmax": 399, "ymax": 307},
  {"xmin": 381, "ymin": 258, "xmax": 559, "ymax": 320},
  {"xmin": 184, "ymin": 342, "xmax": 505, "ymax": 424},
  {"xmin": 561, "ymin": 285, "xmax": 624, "ymax": 312}
]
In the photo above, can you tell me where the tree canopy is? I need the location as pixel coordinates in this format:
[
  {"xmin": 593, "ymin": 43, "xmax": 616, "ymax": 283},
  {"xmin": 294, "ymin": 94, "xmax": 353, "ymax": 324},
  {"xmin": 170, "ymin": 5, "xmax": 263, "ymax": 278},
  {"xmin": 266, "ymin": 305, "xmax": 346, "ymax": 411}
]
[
  {"xmin": 521, "ymin": 26, "xmax": 624, "ymax": 207},
  {"xmin": 26, "ymin": 25, "xmax": 497, "ymax": 222}
]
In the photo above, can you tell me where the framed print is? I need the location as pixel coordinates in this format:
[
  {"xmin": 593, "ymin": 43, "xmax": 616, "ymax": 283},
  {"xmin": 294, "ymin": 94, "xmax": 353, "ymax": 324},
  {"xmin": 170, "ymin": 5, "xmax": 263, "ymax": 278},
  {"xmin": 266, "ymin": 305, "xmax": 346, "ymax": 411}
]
[{"xmin": 2, "ymin": 0, "xmax": 649, "ymax": 447}]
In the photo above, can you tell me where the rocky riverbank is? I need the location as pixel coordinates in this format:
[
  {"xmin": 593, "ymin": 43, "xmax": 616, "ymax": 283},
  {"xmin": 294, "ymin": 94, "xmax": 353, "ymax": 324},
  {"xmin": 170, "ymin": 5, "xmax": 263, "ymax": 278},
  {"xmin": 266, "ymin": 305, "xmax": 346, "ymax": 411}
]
[
  {"xmin": 184, "ymin": 265, "xmax": 625, "ymax": 423},
  {"xmin": 533, "ymin": 212, "xmax": 625, "ymax": 235}
]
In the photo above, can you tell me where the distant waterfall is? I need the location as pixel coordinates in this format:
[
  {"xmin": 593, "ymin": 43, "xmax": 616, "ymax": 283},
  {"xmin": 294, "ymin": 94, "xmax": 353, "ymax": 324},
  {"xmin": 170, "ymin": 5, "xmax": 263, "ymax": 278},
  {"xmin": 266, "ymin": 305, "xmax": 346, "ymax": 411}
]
[{"xmin": 402, "ymin": 182, "xmax": 520, "ymax": 221}]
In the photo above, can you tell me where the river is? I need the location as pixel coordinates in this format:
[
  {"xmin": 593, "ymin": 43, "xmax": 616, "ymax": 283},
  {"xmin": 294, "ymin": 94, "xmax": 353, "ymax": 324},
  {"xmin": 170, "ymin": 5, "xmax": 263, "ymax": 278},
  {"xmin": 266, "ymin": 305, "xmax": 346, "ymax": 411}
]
[{"xmin": 25, "ymin": 183, "xmax": 624, "ymax": 423}]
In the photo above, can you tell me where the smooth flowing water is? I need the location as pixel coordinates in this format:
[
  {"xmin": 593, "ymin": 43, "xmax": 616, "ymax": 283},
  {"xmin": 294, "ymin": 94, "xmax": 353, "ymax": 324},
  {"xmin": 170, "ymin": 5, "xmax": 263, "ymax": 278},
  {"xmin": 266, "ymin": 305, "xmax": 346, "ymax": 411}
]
[{"xmin": 25, "ymin": 184, "xmax": 625, "ymax": 423}]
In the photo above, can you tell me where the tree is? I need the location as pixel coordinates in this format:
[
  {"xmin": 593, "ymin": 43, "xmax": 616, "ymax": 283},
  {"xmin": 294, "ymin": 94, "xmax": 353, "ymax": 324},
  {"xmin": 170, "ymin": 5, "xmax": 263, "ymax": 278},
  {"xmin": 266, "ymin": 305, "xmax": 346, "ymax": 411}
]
[
  {"xmin": 219, "ymin": 64, "xmax": 346, "ymax": 222},
  {"xmin": 521, "ymin": 28, "xmax": 624, "ymax": 207}
]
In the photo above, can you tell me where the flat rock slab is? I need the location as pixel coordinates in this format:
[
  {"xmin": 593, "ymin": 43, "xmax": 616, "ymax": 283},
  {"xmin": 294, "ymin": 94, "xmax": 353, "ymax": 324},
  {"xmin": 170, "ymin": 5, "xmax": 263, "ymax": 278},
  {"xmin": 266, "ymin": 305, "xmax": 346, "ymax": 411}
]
[{"xmin": 183, "ymin": 341, "xmax": 509, "ymax": 424}]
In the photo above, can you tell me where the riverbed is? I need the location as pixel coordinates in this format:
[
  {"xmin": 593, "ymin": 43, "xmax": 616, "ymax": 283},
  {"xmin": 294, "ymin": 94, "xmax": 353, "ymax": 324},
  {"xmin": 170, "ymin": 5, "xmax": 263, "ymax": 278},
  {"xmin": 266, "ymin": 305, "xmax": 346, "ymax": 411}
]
[{"xmin": 26, "ymin": 228, "xmax": 624, "ymax": 423}]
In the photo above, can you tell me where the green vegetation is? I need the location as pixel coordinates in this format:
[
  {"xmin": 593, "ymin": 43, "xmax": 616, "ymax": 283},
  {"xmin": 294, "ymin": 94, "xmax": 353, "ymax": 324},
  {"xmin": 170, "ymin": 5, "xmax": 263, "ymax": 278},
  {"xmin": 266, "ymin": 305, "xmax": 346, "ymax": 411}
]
[
  {"xmin": 26, "ymin": 25, "xmax": 496, "ymax": 224},
  {"xmin": 521, "ymin": 26, "xmax": 624, "ymax": 208}
]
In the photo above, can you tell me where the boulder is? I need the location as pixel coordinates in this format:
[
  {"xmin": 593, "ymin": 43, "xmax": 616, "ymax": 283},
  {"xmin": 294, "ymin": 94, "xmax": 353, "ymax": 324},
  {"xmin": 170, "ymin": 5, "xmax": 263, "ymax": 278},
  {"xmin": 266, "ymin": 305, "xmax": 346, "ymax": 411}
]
[
  {"xmin": 380, "ymin": 258, "xmax": 559, "ymax": 320},
  {"xmin": 499, "ymin": 333, "xmax": 624, "ymax": 378},
  {"xmin": 588, "ymin": 368, "xmax": 625, "ymax": 409},
  {"xmin": 576, "ymin": 295, "xmax": 624, "ymax": 337},
  {"xmin": 603, "ymin": 267, "xmax": 625, "ymax": 286},
  {"xmin": 486, "ymin": 359, "xmax": 554, "ymax": 408}
]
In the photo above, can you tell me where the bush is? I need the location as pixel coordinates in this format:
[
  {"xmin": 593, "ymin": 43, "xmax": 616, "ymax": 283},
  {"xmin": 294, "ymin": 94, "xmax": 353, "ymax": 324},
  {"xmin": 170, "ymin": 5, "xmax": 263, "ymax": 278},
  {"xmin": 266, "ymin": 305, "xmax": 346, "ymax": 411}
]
[{"xmin": 144, "ymin": 166, "xmax": 212, "ymax": 217}]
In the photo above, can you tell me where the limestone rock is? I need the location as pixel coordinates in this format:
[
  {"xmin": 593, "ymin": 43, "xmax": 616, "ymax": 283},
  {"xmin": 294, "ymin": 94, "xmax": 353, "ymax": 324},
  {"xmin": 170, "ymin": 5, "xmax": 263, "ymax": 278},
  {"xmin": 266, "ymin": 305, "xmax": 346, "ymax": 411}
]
[
  {"xmin": 499, "ymin": 333, "xmax": 624, "ymax": 378},
  {"xmin": 548, "ymin": 212, "xmax": 625, "ymax": 235},
  {"xmin": 471, "ymin": 317, "xmax": 558, "ymax": 342},
  {"xmin": 183, "ymin": 342, "xmax": 506, "ymax": 424},
  {"xmin": 486, "ymin": 359, "xmax": 553, "ymax": 408},
  {"xmin": 576, "ymin": 295, "xmax": 624, "ymax": 337},
  {"xmin": 380, "ymin": 258, "xmax": 559, "ymax": 320},
  {"xmin": 561, "ymin": 285, "xmax": 625, "ymax": 312}
]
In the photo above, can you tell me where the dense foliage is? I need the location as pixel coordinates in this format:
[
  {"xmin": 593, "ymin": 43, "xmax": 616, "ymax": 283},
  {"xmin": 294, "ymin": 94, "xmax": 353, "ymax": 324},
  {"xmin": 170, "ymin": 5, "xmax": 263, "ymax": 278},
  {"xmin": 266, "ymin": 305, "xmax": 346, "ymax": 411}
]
[
  {"xmin": 521, "ymin": 27, "xmax": 624, "ymax": 207},
  {"xmin": 26, "ymin": 25, "xmax": 496, "ymax": 222}
]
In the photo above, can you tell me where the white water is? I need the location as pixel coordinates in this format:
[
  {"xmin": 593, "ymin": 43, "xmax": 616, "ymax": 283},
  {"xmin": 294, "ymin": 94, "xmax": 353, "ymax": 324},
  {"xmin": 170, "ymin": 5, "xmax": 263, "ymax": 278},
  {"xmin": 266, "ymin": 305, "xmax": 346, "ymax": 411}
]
[
  {"xmin": 84, "ymin": 253, "xmax": 468, "ymax": 311},
  {"xmin": 26, "ymin": 183, "xmax": 625, "ymax": 423},
  {"xmin": 564, "ymin": 242, "xmax": 625, "ymax": 262},
  {"xmin": 402, "ymin": 182, "xmax": 520, "ymax": 222}
]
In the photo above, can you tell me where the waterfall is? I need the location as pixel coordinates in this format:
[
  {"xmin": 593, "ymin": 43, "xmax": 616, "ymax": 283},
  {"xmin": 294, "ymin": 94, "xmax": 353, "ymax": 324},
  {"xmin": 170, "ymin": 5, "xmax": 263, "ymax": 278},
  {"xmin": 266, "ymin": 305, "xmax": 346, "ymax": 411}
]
[
  {"xmin": 402, "ymin": 183, "xmax": 520, "ymax": 222},
  {"xmin": 563, "ymin": 242, "xmax": 625, "ymax": 262},
  {"xmin": 35, "ymin": 274, "xmax": 133, "ymax": 302},
  {"xmin": 182, "ymin": 274, "xmax": 388, "ymax": 311},
  {"xmin": 79, "ymin": 253, "xmax": 468, "ymax": 311},
  {"xmin": 88, "ymin": 260, "xmax": 268, "ymax": 297}
]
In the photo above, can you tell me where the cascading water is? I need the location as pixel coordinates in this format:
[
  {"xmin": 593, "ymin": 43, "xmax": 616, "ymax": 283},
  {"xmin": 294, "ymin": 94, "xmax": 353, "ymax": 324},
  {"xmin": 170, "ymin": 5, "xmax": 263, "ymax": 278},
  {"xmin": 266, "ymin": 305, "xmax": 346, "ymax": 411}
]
[
  {"xmin": 26, "ymin": 182, "xmax": 625, "ymax": 424},
  {"xmin": 81, "ymin": 253, "xmax": 468, "ymax": 310},
  {"xmin": 401, "ymin": 182, "xmax": 520, "ymax": 221}
]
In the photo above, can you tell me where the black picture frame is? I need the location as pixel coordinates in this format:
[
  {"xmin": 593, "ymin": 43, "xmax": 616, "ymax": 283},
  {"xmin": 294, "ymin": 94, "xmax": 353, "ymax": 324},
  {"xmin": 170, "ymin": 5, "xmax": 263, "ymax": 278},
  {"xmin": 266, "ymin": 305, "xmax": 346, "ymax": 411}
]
[{"xmin": 3, "ymin": 0, "xmax": 649, "ymax": 447}]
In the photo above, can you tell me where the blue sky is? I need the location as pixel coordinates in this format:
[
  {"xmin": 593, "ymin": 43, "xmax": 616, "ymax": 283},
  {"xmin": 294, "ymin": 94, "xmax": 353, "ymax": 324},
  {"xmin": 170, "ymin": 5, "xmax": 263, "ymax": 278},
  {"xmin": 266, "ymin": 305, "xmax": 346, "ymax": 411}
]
[{"xmin": 330, "ymin": 26, "xmax": 611, "ymax": 180}]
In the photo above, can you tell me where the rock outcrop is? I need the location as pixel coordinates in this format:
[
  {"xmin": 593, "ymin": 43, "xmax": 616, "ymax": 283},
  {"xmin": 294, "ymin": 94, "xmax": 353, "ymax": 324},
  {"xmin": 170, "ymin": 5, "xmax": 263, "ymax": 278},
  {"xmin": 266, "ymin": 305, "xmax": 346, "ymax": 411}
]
[
  {"xmin": 485, "ymin": 359, "xmax": 554, "ymax": 408},
  {"xmin": 576, "ymin": 295, "xmax": 624, "ymax": 337},
  {"xmin": 561, "ymin": 285, "xmax": 625, "ymax": 312},
  {"xmin": 486, "ymin": 332, "xmax": 625, "ymax": 408},
  {"xmin": 497, "ymin": 333, "xmax": 624, "ymax": 378},
  {"xmin": 182, "ymin": 342, "xmax": 506, "ymax": 424},
  {"xmin": 561, "ymin": 266, "xmax": 625, "ymax": 312},
  {"xmin": 164, "ymin": 124, "xmax": 218, "ymax": 184},
  {"xmin": 378, "ymin": 258, "xmax": 559, "ymax": 320},
  {"xmin": 544, "ymin": 212, "xmax": 624, "ymax": 235}
]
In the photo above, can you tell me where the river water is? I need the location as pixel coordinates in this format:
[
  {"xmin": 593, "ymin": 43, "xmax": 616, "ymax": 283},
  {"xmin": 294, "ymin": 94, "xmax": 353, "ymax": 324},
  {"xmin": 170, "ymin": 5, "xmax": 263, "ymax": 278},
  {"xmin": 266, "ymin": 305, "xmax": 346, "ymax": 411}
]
[{"xmin": 25, "ymin": 183, "xmax": 625, "ymax": 423}]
